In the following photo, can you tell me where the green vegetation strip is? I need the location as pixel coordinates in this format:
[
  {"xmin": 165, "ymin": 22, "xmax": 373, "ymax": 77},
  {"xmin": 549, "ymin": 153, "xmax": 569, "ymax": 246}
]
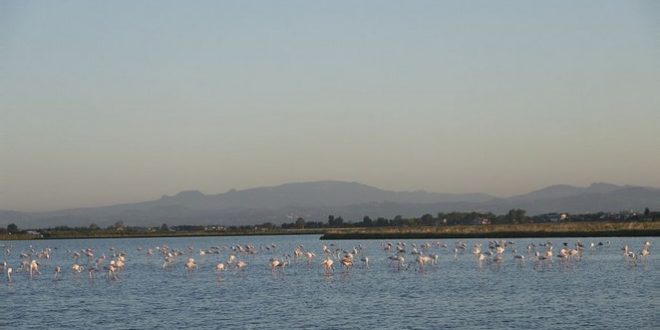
[{"xmin": 320, "ymin": 222, "xmax": 660, "ymax": 240}]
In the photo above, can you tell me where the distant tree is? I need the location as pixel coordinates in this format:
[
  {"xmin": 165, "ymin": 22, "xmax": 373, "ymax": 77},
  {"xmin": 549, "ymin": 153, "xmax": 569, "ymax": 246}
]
[
  {"xmin": 89, "ymin": 223, "xmax": 100, "ymax": 230},
  {"xmin": 327, "ymin": 215, "xmax": 345, "ymax": 227},
  {"xmin": 362, "ymin": 216, "xmax": 373, "ymax": 227},
  {"xmin": 404, "ymin": 218, "xmax": 418, "ymax": 226},
  {"xmin": 160, "ymin": 223, "xmax": 169, "ymax": 231},
  {"xmin": 445, "ymin": 212, "xmax": 463, "ymax": 225},
  {"xmin": 391, "ymin": 215, "xmax": 404, "ymax": 226},
  {"xmin": 505, "ymin": 209, "xmax": 527, "ymax": 224},
  {"xmin": 420, "ymin": 214, "xmax": 434, "ymax": 225},
  {"xmin": 113, "ymin": 220, "xmax": 125, "ymax": 231},
  {"xmin": 304, "ymin": 221, "xmax": 322, "ymax": 228},
  {"xmin": 375, "ymin": 217, "xmax": 389, "ymax": 227},
  {"xmin": 295, "ymin": 217, "xmax": 305, "ymax": 229},
  {"xmin": 644, "ymin": 208, "xmax": 651, "ymax": 218},
  {"xmin": 7, "ymin": 223, "xmax": 18, "ymax": 233}
]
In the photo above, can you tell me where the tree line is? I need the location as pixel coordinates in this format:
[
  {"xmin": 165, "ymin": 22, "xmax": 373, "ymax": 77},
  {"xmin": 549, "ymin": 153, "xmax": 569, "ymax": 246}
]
[
  {"xmin": 279, "ymin": 208, "xmax": 658, "ymax": 229},
  {"xmin": 3, "ymin": 208, "xmax": 658, "ymax": 234}
]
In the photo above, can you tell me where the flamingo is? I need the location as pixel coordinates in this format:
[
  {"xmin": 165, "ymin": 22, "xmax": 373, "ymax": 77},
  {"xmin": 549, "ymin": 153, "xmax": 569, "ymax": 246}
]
[
  {"xmin": 269, "ymin": 258, "xmax": 282, "ymax": 271},
  {"xmin": 321, "ymin": 257, "xmax": 334, "ymax": 274},
  {"xmin": 304, "ymin": 251, "xmax": 316, "ymax": 264},
  {"xmin": 472, "ymin": 244, "xmax": 482, "ymax": 255},
  {"xmin": 105, "ymin": 261, "xmax": 119, "ymax": 280},
  {"xmin": 115, "ymin": 256, "xmax": 125, "ymax": 270},
  {"xmin": 622, "ymin": 245, "xmax": 630, "ymax": 256},
  {"xmin": 360, "ymin": 256, "xmax": 369, "ymax": 268},
  {"xmin": 29, "ymin": 260, "xmax": 40, "ymax": 277},
  {"xmin": 18, "ymin": 260, "xmax": 29, "ymax": 273},
  {"xmin": 389, "ymin": 255, "xmax": 405, "ymax": 270},
  {"xmin": 416, "ymin": 255, "xmax": 433, "ymax": 271},
  {"xmin": 95, "ymin": 255, "xmax": 106, "ymax": 268},
  {"xmin": 294, "ymin": 247, "xmax": 303, "ymax": 258},
  {"xmin": 428, "ymin": 254, "xmax": 439, "ymax": 265},
  {"xmin": 535, "ymin": 251, "xmax": 547, "ymax": 261},
  {"xmin": 162, "ymin": 253, "xmax": 175, "ymax": 268},
  {"xmin": 72, "ymin": 263, "xmax": 84, "ymax": 273},
  {"xmin": 185, "ymin": 258, "xmax": 197, "ymax": 271},
  {"xmin": 88, "ymin": 267, "xmax": 98, "ymax": 279},
  {"xmin": 340, "ymin": 255, "xmax": 353, "ymax": 269},
  {"xmin": 545, "ymin": 247, "xmax": 553, "ymax": 259},
  {"xmin": 236, "ymin": 260, "xmax": 247, "ymax": 270},
  {"xmin": 227, "ymin": 255, "xmax": 237, "ymax": 265},
  {"xmin": 53, "ymin": 266, "xmax": 62, "ymax": 280}
]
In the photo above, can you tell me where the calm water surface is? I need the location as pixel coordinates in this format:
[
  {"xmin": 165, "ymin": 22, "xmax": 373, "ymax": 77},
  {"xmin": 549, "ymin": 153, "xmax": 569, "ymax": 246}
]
[{"xmin": 2, "ymin": 235, "xmax": 657, "ymax": 329}]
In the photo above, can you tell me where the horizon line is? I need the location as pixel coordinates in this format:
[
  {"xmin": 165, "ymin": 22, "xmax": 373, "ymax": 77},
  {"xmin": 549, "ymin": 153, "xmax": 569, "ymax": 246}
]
[{"xmin": 2, "ymin": 179, "xmax": 654, "ymax": 214}]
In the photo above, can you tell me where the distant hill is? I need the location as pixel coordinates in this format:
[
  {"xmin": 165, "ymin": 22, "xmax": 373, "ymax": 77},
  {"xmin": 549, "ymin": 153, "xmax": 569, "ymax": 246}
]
[
  {"xmin": 507, "ymin": 182, "xmax": 629, "ymax": 201},
  {"xmin": 2, "ymin": 181, "xmax": 659, "ymax": 228}
]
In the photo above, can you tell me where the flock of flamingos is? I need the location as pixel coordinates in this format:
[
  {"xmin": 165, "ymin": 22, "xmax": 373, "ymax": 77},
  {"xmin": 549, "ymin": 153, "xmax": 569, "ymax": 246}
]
[{"xmin": 0, "ymin": 238, "xmax": 653, "ymax": 283}]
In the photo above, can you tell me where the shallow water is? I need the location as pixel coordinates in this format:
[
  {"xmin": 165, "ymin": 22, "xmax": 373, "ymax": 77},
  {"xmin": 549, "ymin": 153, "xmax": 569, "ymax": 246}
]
[{"xmin": 2, "ymin": 236, "xmax": 657, "ymax": 329}]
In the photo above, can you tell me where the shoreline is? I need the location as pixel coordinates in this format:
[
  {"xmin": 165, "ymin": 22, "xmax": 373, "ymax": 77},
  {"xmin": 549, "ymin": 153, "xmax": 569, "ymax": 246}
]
[
  {"xmin": 0, "ymin": 229, "xmax": 326, "ymax": 241},
  {"xmin": 320, "ymin": 221, "xmax": 660, "ymax": 240},
  {"xmin": 2, "ymin": 222, "xmax": 658, "ymax": 241},
  {"xmin": 320, "ymin": 229, "xmax": 659, "ymax": 240}
]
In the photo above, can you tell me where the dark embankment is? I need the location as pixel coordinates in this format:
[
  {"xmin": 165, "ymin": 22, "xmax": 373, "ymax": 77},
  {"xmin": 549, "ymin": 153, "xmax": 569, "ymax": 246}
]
[
  {"xmin": 0, "ymin": 229, "xmax": 326, "ymax": 241},
  {"xmin": 320, "ymin": 222, "xmax": 660, "ymax": 240}
]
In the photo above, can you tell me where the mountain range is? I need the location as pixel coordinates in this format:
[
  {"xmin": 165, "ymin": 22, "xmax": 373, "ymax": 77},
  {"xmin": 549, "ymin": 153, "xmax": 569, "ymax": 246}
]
[{"xmin": 2, "ymin": 181, "xmax": 659, "ymax": 228}]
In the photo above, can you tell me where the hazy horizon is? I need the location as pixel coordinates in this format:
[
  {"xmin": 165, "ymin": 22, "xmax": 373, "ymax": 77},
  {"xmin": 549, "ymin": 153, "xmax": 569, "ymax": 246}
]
[
  {"xmin": 2, "ymin": 1, "xmax": 660, "ymax": 212},
  {"xmin": 2, "ymin": 179, "xmax": 658, "ymax": 213}
]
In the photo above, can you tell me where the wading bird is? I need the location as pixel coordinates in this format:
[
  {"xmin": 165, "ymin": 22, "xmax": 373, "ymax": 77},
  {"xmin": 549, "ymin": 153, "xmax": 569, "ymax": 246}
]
[{"xmin": 321, "ymin": 257, "xmax": 334, "ymax": 274}]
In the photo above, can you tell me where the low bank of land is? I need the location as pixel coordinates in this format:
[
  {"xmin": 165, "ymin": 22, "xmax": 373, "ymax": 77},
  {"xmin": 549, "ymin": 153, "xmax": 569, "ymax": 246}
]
[
  {"xmin": 0, "ymin": 228, "xmax": 326, "ymax": 241},
  {"xmin": 320, "ymin": 221, "xmax": 660, "ymax": 240},
  {"xmin": 2, "ymin": 221, "xmax": 658, "ymax": 241}
]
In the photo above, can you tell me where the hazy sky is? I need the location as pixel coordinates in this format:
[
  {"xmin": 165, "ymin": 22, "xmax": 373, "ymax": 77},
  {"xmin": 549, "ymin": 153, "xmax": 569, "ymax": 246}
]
[{"xmin": 1, "ymin": 1, "xmax": 659, "ymax": 211}]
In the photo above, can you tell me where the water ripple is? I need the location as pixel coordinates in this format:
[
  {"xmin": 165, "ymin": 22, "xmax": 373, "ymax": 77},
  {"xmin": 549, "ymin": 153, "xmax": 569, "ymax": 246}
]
[{"xmin": 2, "ymin": 236, "xmax": 656, "ymax": 329}]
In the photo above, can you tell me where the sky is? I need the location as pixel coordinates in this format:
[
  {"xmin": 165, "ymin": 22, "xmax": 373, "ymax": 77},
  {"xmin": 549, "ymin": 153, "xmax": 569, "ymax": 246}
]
[{"xmin": 1, "ymin": 0, "xmax": 659, "ymax": 211}]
